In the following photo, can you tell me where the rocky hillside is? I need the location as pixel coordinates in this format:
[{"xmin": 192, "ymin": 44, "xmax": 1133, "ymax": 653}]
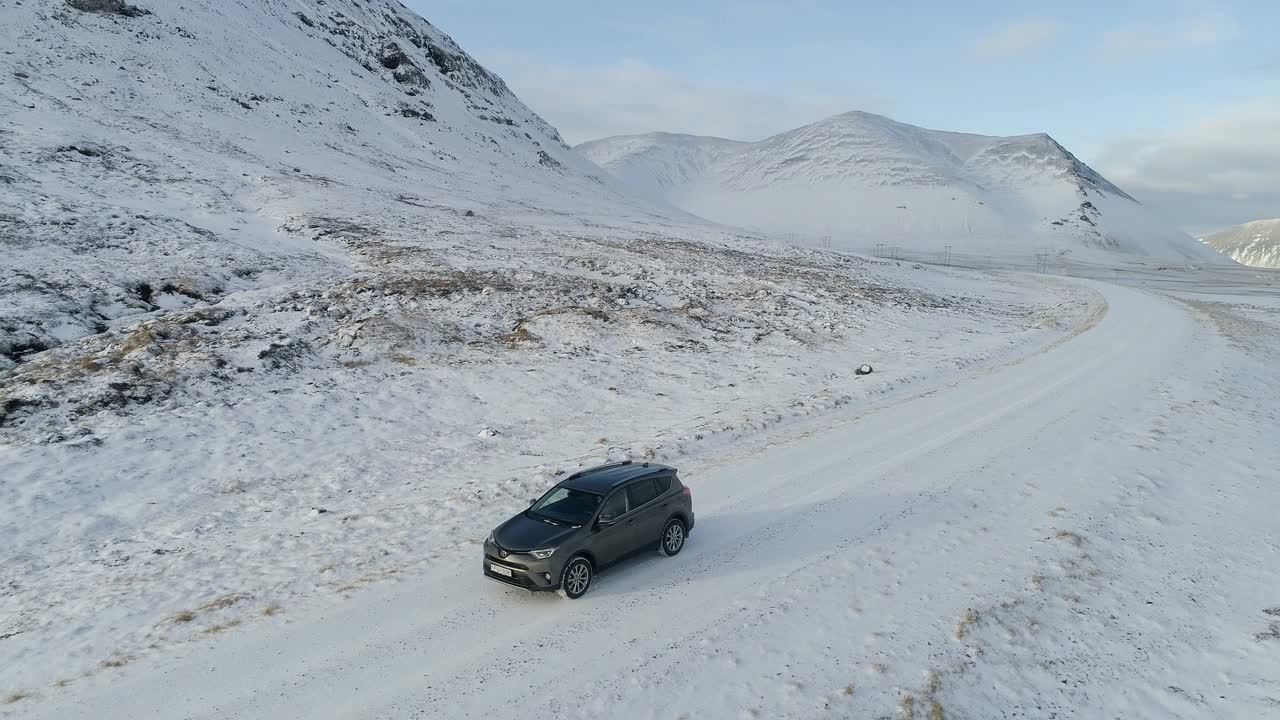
[
  {"xmin": 580, "ymin": 112, "xmax": 1226, "ymax": 264},
  {"xmin": 1200, "ymin": 219, "xmax": 1280, "ymax": 268},
  {"xmin": 0, "ymin": 0, "xmax": 697, "ymax": 373}
]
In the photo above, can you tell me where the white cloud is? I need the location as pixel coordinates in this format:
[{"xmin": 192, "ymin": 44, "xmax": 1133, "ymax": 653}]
[
  {"xmin": 478, "ymin": 54, "xmax": 880, "ymax": 144},
  {"xmin": 1094, "ymin": 104, "xmax": 1280, "ymax": 232},
  {"xmin": 1095, "ymin": 103, "xmax": 1280, "ymax": 196},
  {"xmin": 974, "ymin": 19, "xmax": 1061, "ymax": 59},
  {"xmin": 1098, "ymin": 12, "xmax": 1239, "ymax": 60}
]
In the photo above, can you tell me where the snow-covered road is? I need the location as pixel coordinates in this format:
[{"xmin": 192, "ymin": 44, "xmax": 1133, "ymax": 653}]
[{"xmin": 20, "ymin": 280, "xmax": 1280, "ymax": 719}]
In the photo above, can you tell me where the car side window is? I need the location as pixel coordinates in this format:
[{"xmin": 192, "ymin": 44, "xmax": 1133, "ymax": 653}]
[
  {"xmin": 627, "ymin": 478, "xmax": 659, "ymax": 508},
  {"xmin": 655, "ymin": 475, "xmax": 671, "ymax": 494},
  {"xmin": 599, "ymin": 490, "xmax": 628, "ymax": 520}
]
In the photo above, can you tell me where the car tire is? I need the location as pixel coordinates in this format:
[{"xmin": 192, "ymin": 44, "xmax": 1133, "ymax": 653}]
[
  {"xmin": 557, "ymin": 556, "xmax": 593, "ymax": 599},
  {"xmin": 659, "ymin": 517, "xmax": 686, "ymax": 557}
]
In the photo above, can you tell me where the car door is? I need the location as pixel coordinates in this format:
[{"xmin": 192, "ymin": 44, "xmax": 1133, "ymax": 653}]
[
  {"xmin": 592, "ymin": 488, "xmax": 632, "ymax": 565},
  {"xmin": 623, "ymin": 478, "xmax": 664, "ymax": 553}
]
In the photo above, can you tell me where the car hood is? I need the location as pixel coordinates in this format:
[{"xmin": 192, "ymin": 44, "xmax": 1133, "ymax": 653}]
[{"xmin": 495, "ymin": 511, "xmax": 579, "ymax": 552}]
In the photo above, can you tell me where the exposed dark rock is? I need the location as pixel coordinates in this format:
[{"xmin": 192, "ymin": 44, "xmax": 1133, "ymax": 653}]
[
  {"xmin": 398, "ymin": 105, "xmax": 435, "ymax": 122},
  {"xmin": 392, "ymin": 64, "xmax": 430, "ymax": 90},
  {"xmin": 1, "ymin": 396, "xmax": 51, "ymax": 428},
  {"xmin": 537, "ymin": 150, "xmax": 562, "ymax": 170},
  {"xmin": 58, "ymin": 144, "xmax": 103, "ymax": 157},
  {"xmin": 1, "ymin": 336, "xmax": 50, "ymax": 364},
  {"xmin": 66, "ymin": 0, "xmax": 150, "ymax": 17},
  {"xmin": 257, "ymin": 340, "xmax": 314, "ymax": 371},
  {"xmin": 463, "ymin": 210, "xmax": 476, "ymax": 217},
  {"xmin": 13, "ymin": 71, "xmax": 29, "ymax": 79},
  {"xmin": 425, "ymin": 43, "xmax": 463, "ymax": 75},
  {"xmin": 293, "ymin": 11, "xmax": 314, "ymax": 28},
  {"xmin": 378, "ymin": 41, "xmax": 409, "ymax": 70}
]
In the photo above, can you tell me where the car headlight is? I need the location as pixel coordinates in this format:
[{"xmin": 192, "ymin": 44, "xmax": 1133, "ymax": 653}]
[
  {"xmin": 529, "ymin": 548, "xmax": 555, "ymax": 560},
  {"xmin": 486, "ymin": 532, "xmax": 495, "ymax": 545}
]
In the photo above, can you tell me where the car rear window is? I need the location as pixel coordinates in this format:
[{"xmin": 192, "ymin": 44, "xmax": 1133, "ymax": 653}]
[{"xmin": 627, "ymin": 478, "xmax": 659, "ymax": 508}]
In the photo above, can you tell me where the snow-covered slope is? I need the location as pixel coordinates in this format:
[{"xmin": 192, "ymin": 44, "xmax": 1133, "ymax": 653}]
[
  {"xmin": 575, "ymin": 132, "xmax": 749, "ymax": 204},
  {"xmin": 0, "ymin": 0, "xmax": 694, "ymax": 369},
  {"xmin": 1200, "ymin": 218, "xmax": 1280, "ymax": 268},
  {"xmin": 579, "ymin": 112, "xmax": 1226, "ymax": 264}
]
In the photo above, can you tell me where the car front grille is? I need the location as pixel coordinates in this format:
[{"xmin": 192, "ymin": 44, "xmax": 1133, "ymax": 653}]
[{"xmin": 487, "ymin": 550, "xmax": 528, "ymax": 570}]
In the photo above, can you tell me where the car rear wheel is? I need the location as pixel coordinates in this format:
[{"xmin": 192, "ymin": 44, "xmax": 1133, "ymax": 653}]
[
  {"xmin": 558, "ymin": 556, "xmax": 592, "ymax": 599},
  {"xmin": 659, "ymin": 518, "xmax": 686, "ymax": 557}
]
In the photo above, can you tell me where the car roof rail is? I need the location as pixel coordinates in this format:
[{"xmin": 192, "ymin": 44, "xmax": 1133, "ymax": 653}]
[{"xmin": 563, "ymin": 459, "xmax": 633, "ymax": 482}]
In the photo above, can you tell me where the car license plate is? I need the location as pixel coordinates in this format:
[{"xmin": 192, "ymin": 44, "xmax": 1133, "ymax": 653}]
[{"xmin": 490, "ymin": 563, "xmax": 512, "ymax": 577}]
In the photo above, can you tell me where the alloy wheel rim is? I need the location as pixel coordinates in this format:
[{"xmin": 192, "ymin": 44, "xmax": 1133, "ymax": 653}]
[
  {"xmin": 567, "ymin": 562, "xmax": 589, "ymax": 594},
  {"xmin": 665, "ymin": 524, "xmax": 683, "ymax": 552}
]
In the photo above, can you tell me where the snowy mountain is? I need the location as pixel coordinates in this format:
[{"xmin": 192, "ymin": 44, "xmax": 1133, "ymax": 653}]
[
  {"xmin": 579, "ymin": 112, "xmax": 1226, "ymax": 263},
  {"xmin": 1199, "ymin": 219, "xmax": 1280, "ymax": 268},
  {"xmin": 0, "ymin": 0, "xmax": 694, "ymax": 370}
]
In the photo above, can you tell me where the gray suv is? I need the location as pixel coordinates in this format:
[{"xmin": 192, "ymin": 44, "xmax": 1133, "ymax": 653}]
[{"xmin": 483, "ymin": 461, "xmax": 694, "ymax": 598}]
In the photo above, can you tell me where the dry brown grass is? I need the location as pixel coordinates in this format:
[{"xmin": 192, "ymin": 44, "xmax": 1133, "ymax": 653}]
[
  {"xmin": 897, "ymin": 692, "xmax": 915, "ymax": 719},
  {"xmin": 840, "ymin": 683, "xmax": 855, "ymax": 696},
  {"xmin": 500, "ymin": 321, "xmax": 538, "ymax": 348},
  {"xmin": 340, "ymin": 357, "xmax": 376, "ymax": 369},
  {"xmin": 1054, "ymin": 530, "xmax": 1084, "ymax": 547},
  {"xmin": 923, "ymin": 670, "xmax": 940, "ymax": 695},
  {"xmin": 119, "ymin": 325, "xmax": 157, "ymax": 355},
  {"xmin": 202, "ymin": 619, "xmax": 242, "ymax": 635},
  {"xmin": 170, "ymin": 610, "xmax": 196, "ymax": 623},
  {"xmin": 99, "ymin": 654, "xmax": 131, "ymax": 669},
  {"xmin": 336, "ymin": 568, "xmax": 401, "ymax": 594},
  {"xmin": 927, "ymin": 700, "xmax": 946, "ymax": 720},
  {"xmin": 198, "ymin": 594, "xmax": 247, "ymax": 612},
  {"xmin": 262, "ymin": 603, "xmax": 282, "ymax": 617},
  {"xmin": 4, "ymin": 690, "xmax": 31, "ymax": 704},
  {"xmin": 388, "ymin": 352, "xmax": 417, "ymax": 366},
  {"xmin": 955, "ymin": 608, "xmax": 979, "ymax": 640}
]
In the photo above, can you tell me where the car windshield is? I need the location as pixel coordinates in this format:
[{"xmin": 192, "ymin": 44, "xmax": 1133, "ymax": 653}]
[{"xmin": 529, "ymin": 486, "xmax": 602, "ymax": 526}]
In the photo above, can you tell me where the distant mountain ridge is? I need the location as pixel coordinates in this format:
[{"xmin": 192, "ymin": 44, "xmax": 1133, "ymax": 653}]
[
  {"xmin": 1200, "ymin": 219, "xmax": 1280, "ymax": 268},
  {"xmin": 579, "ymin": 111, "xmax": 1225, "ymax": 263}
]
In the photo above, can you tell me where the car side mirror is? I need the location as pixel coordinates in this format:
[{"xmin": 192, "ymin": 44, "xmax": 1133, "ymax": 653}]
[
  {"xmin": 529, "ymin": 498, "xmax": 538, "ymax": 507},
  {"xmin": 596, "ymin": 515, "xmax": 616, "ymax": 528}
]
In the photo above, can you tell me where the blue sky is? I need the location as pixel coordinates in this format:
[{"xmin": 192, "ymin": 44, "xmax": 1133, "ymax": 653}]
[{"xmin": 413, "ymin": 1, "xmax": 1280, "ymax": 233}]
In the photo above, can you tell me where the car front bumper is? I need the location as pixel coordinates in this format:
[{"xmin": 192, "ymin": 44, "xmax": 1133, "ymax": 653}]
[{"xmin": 483, "ymin": 543, "xmax": 559, "ymax": 591}]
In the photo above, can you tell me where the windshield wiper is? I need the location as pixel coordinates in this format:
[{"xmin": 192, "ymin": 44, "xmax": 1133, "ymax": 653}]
[{"xmin": 528, "ymin": 510, "xmax": 565, "ymax": 526}]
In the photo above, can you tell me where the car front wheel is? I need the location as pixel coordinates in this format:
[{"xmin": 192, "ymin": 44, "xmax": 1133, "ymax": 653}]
[
  {"xmin": 558, "ymin": 556, "xmax": 593, "ymax": 599},
  {"xmin": 659, "ymin": 518, "xmax": 686, "ymax": 556}
]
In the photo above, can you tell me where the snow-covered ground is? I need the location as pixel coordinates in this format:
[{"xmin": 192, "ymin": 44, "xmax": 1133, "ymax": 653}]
[{"xmin": 9, "ymin": 265, "xmax": 1279, "ymax": 720}]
